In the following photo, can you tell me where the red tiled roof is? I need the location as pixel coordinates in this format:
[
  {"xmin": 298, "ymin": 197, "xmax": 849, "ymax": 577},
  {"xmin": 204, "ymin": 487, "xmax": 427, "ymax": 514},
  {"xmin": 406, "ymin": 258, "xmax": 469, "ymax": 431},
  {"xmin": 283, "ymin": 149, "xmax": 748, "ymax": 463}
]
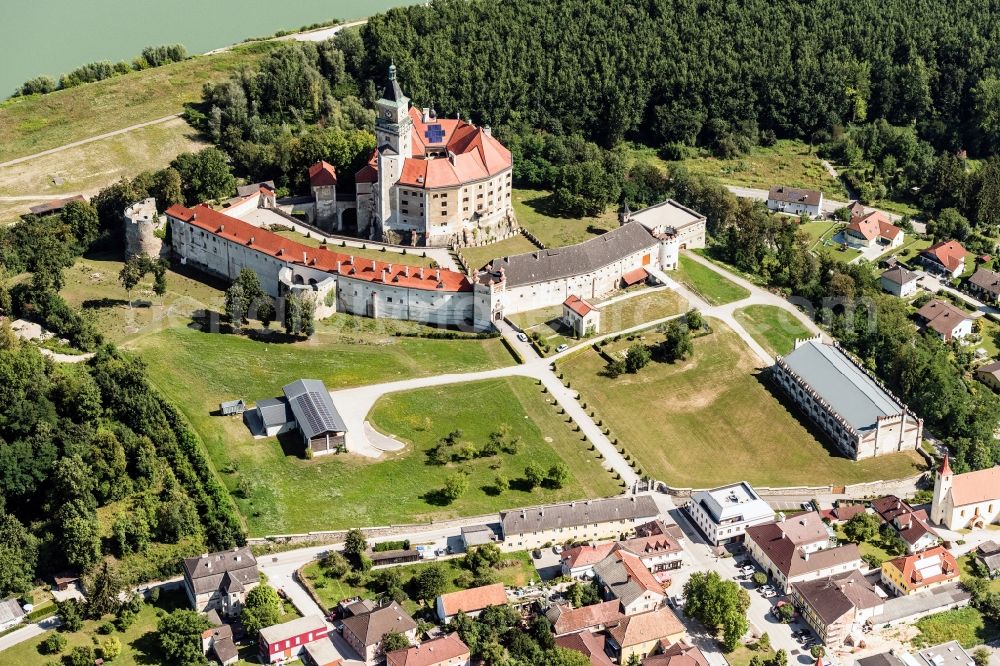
[
  {"xmin": 555, "ymin": 631, "xmax": 615, "ymax": 666},
  {"xmin": 166, "ymin": 204, "xmax": 471, "ymax": 292},
  {"xmin": 883, "ymin": 546, "xmax": 959, "ymax": 589},
  {"xmin": 846, "ymin": 211, "xmax": 900, "ymax": 242},
  {"xmin": 949, "ymin": 465, "xmax": 1000, "ymax": 506},
  {"xmin": 643, "ymin": 641, "xmax": 710, "ymax": 666},
  {"xmin": 607, "ymin": 607, "xmax": 685, "ymax": 648},
  {"xmin": 309, "ymin": 160, "xmax": 338, "ymax": 187},
  {"xmin": 561, "ymin": 543, "xmax": 616, "ymax": 571},
  {"xmin": 436, "ymin": 583, "xmax": 507, "ymax": 617},
  {"xmin": 621, "ymin": 267, "xmax": 649, "ymax": 286},
  {"xmin": 386, "ymin": 633, "xmax": 470, "ymax": 666},
  {"xmin": 564, "ymin": 295, "xmax": 596, "ymax": 318},
  {"xmin": 922, "ymin": 240, "xmax": 967, "ymax": 272},
  {"xmin": 548, "ymin": 600, "xmax": 624, "ymax": 636}
]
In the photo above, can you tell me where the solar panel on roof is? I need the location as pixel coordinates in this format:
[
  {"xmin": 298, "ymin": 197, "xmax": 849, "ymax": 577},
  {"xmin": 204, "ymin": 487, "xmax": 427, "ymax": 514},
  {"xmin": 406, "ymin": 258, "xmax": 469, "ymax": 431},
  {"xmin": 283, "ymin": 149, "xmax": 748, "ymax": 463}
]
[{"xmin": 424, "ymin": 124, "xmax": 445, "ymax": 144}]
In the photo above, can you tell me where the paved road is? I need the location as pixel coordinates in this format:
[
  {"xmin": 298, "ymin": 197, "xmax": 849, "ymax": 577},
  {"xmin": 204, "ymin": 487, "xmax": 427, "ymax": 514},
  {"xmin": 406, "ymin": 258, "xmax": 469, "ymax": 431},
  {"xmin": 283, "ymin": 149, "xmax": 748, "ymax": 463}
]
[
  {"xmin": 0, "ymin": 616, "xmax": 60, "ymax": 652},
  {"xmin": 0, "ymin": 115, "xmax": 181, "ymax": 169},
  {"xmin": 726, "ymin": 185, "xmax": 901, "ymax": 223}
]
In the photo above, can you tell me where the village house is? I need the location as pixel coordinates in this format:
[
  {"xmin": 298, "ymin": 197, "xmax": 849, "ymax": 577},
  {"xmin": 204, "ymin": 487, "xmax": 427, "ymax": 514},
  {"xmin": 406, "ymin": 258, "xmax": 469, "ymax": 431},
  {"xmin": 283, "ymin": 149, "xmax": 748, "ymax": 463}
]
[
  {"xmin": 248, "ymin": 379, "xmax": 347, "ymax": 455},
  {"xmin": 931, "ymin": 455, "xmax": 1000, "ymax": 530},
  {"xmin": 974, "ymin": 541, "xmax": 1000, "ymax": 579},
  {"xmin": 870, "ymin": 496, "xmax": 938, "ymax": 553},
  {"xmin": 968, "ymin": 267, "xmax": 1000, "ymax": 304},
  {"xmin": 642, "ymin": 641, "xmax": 710, "ymax": 666},
  {"xmin": 258, "ymin": 615, "xmax": 329, "ymax": 664},
  {"xmin": 434, "ymin": 583, "xmax": 508, "ymax": 623},
  {"xmin": 182, "ymin": 547, "xmax": 259, "ymax": 617},
  {"xmin": 766, "ymin": 186, "xmax": 824, "ymax": 218},
  {"xmin": 554, "ymin": 630, "xmax": 616, "ymax": 666},
  {"xmin": 975, "ymin": 361, "xmax": 1000, "ymax": 392},
  {"xmin": 202, "ymin": 623, "xmax": 238, "ymax": 666},
  {"xmin": 880, "ymin": 266, "xmax": 919, "ymax": 298},
  {"xmin": 560, "ymin": 529, "xmax": 683, "ymax": 580},
  {"xmin": 605, "ymin": 607, "xmax": 686, "ymax": 664},
  {"xmin": 915, "ymin": 300, "xmax": 973, "ymax": 342},
  {"xmin": 772, "ymin": 336, "xmax": 923, "ymax": 460},
  {"xmin": 341, "ymin": 601, "xmax": 418, "ymax": 663},
  {"xmin": 791, "ymin": 571, "xmax": 884, "ymax": 649},
  {"xmin": 563, "ymin": 295, "xmax": 601, "ymax": 337},
  {"xmin": 28, "ymin": 194, "xmax": 87, "ymax": 217},
  {"xmin": 498, "ymin": 495, "xmax": 659, "ymax": 551},
  {"xmin": 920, "ymin": 240, "xmax": 968, "ymax": 278},
  {"xmin": 547, "ymin": 600, "xmax": 626, "ymax": 637},
  {"xmin": 0, "ymin": 598, "xmax": 25, "ymax": 632},
  {"xmin": 386, "ymin": 633, "xmax": 471, "ymax": 666},
  {"xmin": 687, "ymin": 481, "xmax": 776, "ymax": 545},
  {"xmin": 880, "ymin": 546, "xmax": 959, "ymax": 596},
  {"xmin": 593, "ymin": 549, "xmax": 667, "ymax": 615},
  {"xmin": 845, "ymin": 211, "xmax": 904, "ymax": 250},
  {"xmin": 746, "ymin": 512, "xmax": 862, "ymax": 593}
]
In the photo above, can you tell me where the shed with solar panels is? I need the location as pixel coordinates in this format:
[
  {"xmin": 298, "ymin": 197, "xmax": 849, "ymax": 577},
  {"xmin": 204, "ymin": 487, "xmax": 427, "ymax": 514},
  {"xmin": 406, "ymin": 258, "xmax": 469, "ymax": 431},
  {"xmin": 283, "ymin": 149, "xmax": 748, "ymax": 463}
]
[{"xmin": 249, "ymin": 379, "xmax": 347, "ymax": 456}]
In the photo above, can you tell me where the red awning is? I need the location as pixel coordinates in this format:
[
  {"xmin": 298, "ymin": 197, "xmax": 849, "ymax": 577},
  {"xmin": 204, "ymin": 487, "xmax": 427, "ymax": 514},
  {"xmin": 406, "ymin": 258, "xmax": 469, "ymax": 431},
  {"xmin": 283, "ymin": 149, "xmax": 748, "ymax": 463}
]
[{"xmin": 621, "ymin": 267, "xmax": 649, "ymax": 286}]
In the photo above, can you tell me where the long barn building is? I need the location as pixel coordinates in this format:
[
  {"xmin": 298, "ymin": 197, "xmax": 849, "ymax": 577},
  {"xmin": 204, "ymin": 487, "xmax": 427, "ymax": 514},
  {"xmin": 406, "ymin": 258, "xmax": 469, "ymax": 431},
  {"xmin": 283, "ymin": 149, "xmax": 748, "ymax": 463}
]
[{"xmin": 772, "ymin": 336, "xmax": 922, "ymax": 460}]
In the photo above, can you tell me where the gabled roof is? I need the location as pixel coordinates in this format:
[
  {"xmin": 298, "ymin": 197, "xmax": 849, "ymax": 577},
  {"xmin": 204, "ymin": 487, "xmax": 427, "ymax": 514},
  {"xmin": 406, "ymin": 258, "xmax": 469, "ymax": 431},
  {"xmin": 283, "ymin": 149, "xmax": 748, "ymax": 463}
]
[
  {"xmin": 500, "ymin": 495, "xmax": 658, "ymax": 537},
  {"xmin": 309, "ymin": 160, "xmax": 338, "ymax": 187},
  {"xmin": 0, "ymin": 598, "xmax": 24, "ymax": 625},
  {"xmin": 436, "ymin": 583, "xmax": 507, "ymax": 617},
  {"xmin": 881, "ymin": 266, "xmax": 918, "ymax": 286},
  {"xmin": 555, "ymin": 631, "xmax": 616, "ymax": 666},
  {"xmin": 564, "ymin": 295, "xmax": 596, "ymax": 318},
  {"xmin": 948, "ymin": 465, "xmax": 1000, "ymax": 506},
  {"xmin": 916, "ymin": 300, "xmax": 972, "ymax": 338},
  {"xmin": 969, "ymin": 267, "xmax": 1000, "ymax": 296},
  {"xmin": 976, "ymin": 361, "xmax": 1000, "ymax": 380},
  {"xmin": 258, "ymin": 615, "xmax": 326, "ymax": 645},
  {"xmin": 883, "ymin": 546, "xmax": 958, "ymax": 589},
  {"xmin": 792, "ymin": 571, "xmax": 882, "ymax": 626},
  {"xmin": 921, "ymin": 241, "xmax": 967, "ymax": 272},
  {"xmin": 593, "ymin": 550, "xmax": 665, "ymax": 608},
  {"xmin": 746, "ymin": 520, "xmax": 860, "ymax": 578},
  {"xmin": 283, "ymin": 379, "xmax": 347, "ymax": 438},
  {"xmin": 386, "ymin": 633, "xmax": 470, "ymax": 666},
  {"xmin": 607, "ymin": 607, "xmax": 685, "ymax": 648},
  {"xmin": 28, "ymin": 194, "xmax": 86, "ymax": 216},
  {"xmin": 561, "ymin": 543, "xmax": 617, "ymax": 571},
  {"xmin": 871, "ymin": 496, "xmax": 935, "ymax": 546},
  {"xmin": 768, "ymin": 186, "xmax": 822, "ymax": 207},
  {"xmin": 166, "ymin": 203, "xmax": 471, "ymax": 293},
  {"xmin": 256, "ymin": 397, "xmax": 294, "ymax": 428},
  {"xmin": 547, "ymin": 600, "xmax": 624, "ymax": 636},
  {"xmin": 617, "ymin": 533, "xmax": 683, "ymax": 559},
  {"xmin": 341, "ymin": 601, "xmax": 416, "ymax": 647},
  {"xmin": 182, "ymin": 548, "xmax": 258, "ymax": 596},
  {"xmin": 480, "ymin": 223, "xmax": 657, "ymax": 287},
  {"xmin": 846, "ymin": 211, "xmax": 901, "ymax": 242},
  {"xmin": 643, "ymin": 641, "xmax": 710, "ymax": 666}
]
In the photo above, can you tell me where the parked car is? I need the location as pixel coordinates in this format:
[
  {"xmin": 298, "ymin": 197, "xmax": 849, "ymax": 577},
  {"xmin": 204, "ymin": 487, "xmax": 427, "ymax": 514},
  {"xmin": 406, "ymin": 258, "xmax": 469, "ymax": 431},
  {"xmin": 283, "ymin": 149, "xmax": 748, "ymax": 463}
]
[
  {"xmin": 762, "ymin": 589, "xmax": 777, "ymax": 598},
  {"xmin": 801, "ymin": 502, "xmax": 813, "ymax": 511},
  {"xmin": 553, "ymin": 545, "xmax": 564, "ymax": 554},
  {"xmin": 556, "ymin": 343, "xmax": 569, "ymax": 352},
  {"xmin": 517, "ymin": 332, "xmax": 528, "ymax": 342}
]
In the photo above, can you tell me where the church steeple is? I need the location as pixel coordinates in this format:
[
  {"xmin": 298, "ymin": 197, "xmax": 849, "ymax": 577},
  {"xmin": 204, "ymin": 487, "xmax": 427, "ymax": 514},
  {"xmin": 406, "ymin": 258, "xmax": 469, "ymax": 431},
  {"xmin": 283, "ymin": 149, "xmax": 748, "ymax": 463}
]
[{"xmin": 931, "ymin": 453, "xmax": 953, "ymax": 527}]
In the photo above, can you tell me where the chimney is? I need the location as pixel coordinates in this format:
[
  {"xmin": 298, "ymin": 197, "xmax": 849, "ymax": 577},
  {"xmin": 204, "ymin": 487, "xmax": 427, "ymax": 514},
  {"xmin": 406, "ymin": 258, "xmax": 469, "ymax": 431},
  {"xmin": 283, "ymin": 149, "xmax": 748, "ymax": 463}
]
[
  {"xmin": 387, "ymin": 264, "xmax": 393, "ymax": 273},
  {"xmin": 435, "ymin": 269, "xmax": 441, "ymax": 280},
  {"xmin": 803, "ymin": 551, "xmax": 810, "ymax": 561},
  {"xmin": 484, "ymin": 125, "xmax": 492, "ymax": 137},
  {"xmin": 422, "ymin": 107, "xmax": 430, "ymax": 122},
  {"xmin": 249, "ymin": 236, "xmax": 255, "ymax": 244},
  {"xmin": 336, "ymin": 261, "xmax": 342, "ymax": 271},
  {"xmin": 303, "ymin": 251, "xmax": 308, "ymax": 263},
  {"xmin": 219, "ymin": 224, "xmax": 224, "ymax": 232}
]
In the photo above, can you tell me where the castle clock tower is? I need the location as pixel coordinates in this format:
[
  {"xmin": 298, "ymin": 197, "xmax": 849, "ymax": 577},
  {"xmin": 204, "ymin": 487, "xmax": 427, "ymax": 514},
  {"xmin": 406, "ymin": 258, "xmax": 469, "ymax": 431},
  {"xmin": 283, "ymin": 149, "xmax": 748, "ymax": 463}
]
[{"xmin": 375, "ymin": 64, "xmax": 412, "ymax": 157}]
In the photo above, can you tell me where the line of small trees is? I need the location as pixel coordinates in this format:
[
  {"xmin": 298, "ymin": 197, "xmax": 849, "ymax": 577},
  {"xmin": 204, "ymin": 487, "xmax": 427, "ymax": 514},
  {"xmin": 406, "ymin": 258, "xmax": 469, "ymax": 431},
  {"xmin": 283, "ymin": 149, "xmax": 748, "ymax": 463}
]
[{"xmin": 14, "ymin": 44, "xmax": 188, "ymax": 97}]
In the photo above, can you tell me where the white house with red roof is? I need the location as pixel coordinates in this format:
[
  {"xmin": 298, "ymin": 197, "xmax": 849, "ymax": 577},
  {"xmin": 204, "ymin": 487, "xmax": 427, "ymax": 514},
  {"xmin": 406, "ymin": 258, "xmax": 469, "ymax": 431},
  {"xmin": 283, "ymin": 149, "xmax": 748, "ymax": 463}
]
[
  {"xmin": 355, "ymin": 65, "xmax": 516, "ymax": 247},
  {"xmin": 931, "ymin": 455, "xmax": 1000, "ymax": 529},
  {"xmin": 563, "ymin": 295, "xmax": 601, "ymax": 336},
  {"xmin": 920, "ymin": 240, "xmax": 968, "ymax": 278},
  {"xmin": 844, "ymin": 211, "xmax": 904, "ymax": 250}
]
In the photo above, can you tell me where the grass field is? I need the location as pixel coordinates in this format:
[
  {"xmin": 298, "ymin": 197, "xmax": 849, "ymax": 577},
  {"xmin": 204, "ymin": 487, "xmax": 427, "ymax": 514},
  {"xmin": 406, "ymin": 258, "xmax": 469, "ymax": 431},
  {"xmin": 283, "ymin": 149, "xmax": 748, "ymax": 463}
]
[
  {"xmin": 558, "ymin": 320, "xmax": 925, "ymax": 488},
  {"xmin": 671, "ymin": 140, "xmax": 848, "ymax": 200},
  {"xmin": 675, "ymin": 254, "xmax": 750, "ymax": 305},
  {"xmin": 272, "ymin": 230, "xmax": 438, "ymax": 268},
  {"xmin": 133, "ymin": 321, "xmax": 614, "ymax": 534},
  {"xmin": 0, "ymin": 42, "xmax": 276, "ymax": 163},
  {"xmin": 833, "ymin": 525, "xmax": 894, "ymax": 565},
  {"xmin": 733, "ymin": 305, "xmax": 812, "ymax": 356},
  {"xmin": 513, "ymin": 188, "xmax": 619, "ymax": 248},
  {"xmin": 459, "ymin": 233, "xmax": 538, "ymax": 273},
  {"xmin": 302, "ymin": 550, "xmax": 538, "ymax": 615},
  {"xmin": 799, "ymin": 221, "xmax": 863, "ymax": 262},
  {"xmin": 0, "ymin": 117, "xmax": 205, "ymax": 203},
  {"xmin": 912, "ymin": 607, "xmax": 1000, "ymax": 648}
]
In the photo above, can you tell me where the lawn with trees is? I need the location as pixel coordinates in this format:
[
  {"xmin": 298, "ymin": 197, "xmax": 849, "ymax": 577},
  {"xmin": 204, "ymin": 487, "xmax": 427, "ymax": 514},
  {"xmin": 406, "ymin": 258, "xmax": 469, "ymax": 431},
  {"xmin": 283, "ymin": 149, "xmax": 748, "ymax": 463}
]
[
  {"xmin": 733, "ymin": 305, "xmax": 813, "ymax": 356},
  {"xmin": 674, "ymin": 255, "xmax": 750, "ymax": 306}
]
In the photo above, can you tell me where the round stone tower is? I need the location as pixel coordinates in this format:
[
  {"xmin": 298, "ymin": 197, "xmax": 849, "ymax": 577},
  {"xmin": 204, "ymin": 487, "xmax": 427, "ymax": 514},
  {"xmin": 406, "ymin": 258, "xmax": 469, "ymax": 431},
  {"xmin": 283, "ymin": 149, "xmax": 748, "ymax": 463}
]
[{"xmin": 124, "ymin": 198, "xmax": 167, "ymax": 260}]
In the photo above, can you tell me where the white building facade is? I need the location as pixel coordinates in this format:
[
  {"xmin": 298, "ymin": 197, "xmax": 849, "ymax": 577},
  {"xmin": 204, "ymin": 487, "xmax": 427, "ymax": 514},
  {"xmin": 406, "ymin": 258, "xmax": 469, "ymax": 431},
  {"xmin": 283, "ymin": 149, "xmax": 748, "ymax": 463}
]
[{"xmin": 687, "ymin": 482, "xmax": 776, "ymax": 545}]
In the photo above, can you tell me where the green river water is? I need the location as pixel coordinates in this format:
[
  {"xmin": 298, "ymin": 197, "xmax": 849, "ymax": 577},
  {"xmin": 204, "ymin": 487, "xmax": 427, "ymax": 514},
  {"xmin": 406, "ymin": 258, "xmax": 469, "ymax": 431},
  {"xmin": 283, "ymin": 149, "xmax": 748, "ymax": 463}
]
[{"xmin": 1, "ymin": 0, "xmax": 420, "ymax": 97}]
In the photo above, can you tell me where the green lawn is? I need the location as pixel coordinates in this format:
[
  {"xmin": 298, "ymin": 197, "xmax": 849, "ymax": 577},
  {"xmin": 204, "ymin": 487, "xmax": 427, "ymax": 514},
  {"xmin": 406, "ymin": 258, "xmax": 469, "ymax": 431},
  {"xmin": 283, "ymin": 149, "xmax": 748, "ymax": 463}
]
[
  {"xmin": 558, "ymin": 320, "xmax": 926, "ymax": 488},
  {"xmin": 272, "ymin": 230, "xmax": 438, "ymax": 268},
  {"xmin": 833, "ymin": 525, "xmax": 894, "ymax": 565},
  {"xmin": 913, "ymin": 607, "xmax": 1000, "ymax": 649},
  {"xmin": 958, "ymin": 554, "xmax": 1000, "ymax": 593},
  {"xmin": 458, "ymin": 234, "xmax": 539, "ymax": 273},
  {"xmin": 0, "ymin": 42, "xmax": 277, "ymax": 163},
  {"xmin": 799, "ymin": 221, "xmax": 863, "ymax": 263},
  {"xmin": 513, "ymin": 188, "xmax": 619, "ymax": 248},
  {"xmin": 733, "ymin": 305, "xmax": 812, "ymax": 357},
  {"xmin": 302, "ymin": 550, "xmax": 537, "ymax": 615},
  {"xmin": 674, "ymin": 254, "xmax": 750, "ymax": 305},
  {"xmin": 669, "ymin": 140, "xmax": 848, "ymax": 200}
]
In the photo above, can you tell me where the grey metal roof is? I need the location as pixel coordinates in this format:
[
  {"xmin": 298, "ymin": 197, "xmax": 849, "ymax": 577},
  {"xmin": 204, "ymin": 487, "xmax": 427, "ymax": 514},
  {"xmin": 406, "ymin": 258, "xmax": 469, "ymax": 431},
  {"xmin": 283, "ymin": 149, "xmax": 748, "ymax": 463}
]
[
  {"xmin": 259, "ymin": 615, "xmax": 327, "ymax": 645},
  {"xmin": 256, "ymin": 397, "xmax": 294, "ymax": 429},
  {"xmin": 182, "ymin": 548, "xmax": 258, "ymax": 596},
  {"xmin": 283, "ymin": 379, "xmax": 347, "ymax": 438},
  {"xmin": 479, "ymin": 222, "xmax": 657, "ymax": 286},
  {"xmin": 500, "ymin": 495, "xmax": 658, "ymax": 537},
  {"xmin": 880, "ymin": 266, "xmax": 917, "ymax": 285},
  {"xmin": 767, "ymin": 186, "xmax": 822, "ymax": 207},
  {"xmin": 0, "ymin": 598, "xmax": 24, "ymax": 625},
  {"xmin": 779, "ymin": 340, "xmax": 903, "ymax": 432}
]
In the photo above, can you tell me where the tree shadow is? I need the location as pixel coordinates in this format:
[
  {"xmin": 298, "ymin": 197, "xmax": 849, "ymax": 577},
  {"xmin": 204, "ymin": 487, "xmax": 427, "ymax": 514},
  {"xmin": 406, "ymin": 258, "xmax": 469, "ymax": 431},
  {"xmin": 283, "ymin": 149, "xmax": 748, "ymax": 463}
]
[
  {"xmin": 509, "ymin": 477, "xmax": 535, "ymax": 493},
  {"xmin": 82, "ymin": 297, "xmax": 130, "ymax": 309},
  {"xmin": 481, "ymin": 485, "xmax": 502, "ymax": 497},
  {"xmin": 420, "ymin": 488, "xmax": 452, "ymax": 507},
  {"xmin": 130, "ymin": 628, "xmax": 163, "ymax": 665}
]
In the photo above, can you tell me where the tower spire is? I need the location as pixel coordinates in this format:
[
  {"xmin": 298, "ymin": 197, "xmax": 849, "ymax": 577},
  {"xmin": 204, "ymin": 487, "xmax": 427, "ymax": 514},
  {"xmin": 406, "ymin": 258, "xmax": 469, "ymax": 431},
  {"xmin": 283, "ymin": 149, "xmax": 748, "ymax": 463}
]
[
  {"xmin": 940, "ymin": 453, "xmax": 952, "ymax": 477},
  {"xmin": 389, "ymin": 61, "xmax": 396, "ymax": 80}
]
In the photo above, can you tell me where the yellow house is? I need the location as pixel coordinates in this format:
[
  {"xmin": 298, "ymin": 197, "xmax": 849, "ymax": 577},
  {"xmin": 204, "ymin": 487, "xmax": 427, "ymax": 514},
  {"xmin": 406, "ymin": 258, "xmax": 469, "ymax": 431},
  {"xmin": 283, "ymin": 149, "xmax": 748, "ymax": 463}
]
[
  {"xmin": 880, "ymin": 546, "xmax": 959, "ymax": 596},
  {"xmin": 606, "ymin": 607, "xmax": 685, "ymax": 663}
]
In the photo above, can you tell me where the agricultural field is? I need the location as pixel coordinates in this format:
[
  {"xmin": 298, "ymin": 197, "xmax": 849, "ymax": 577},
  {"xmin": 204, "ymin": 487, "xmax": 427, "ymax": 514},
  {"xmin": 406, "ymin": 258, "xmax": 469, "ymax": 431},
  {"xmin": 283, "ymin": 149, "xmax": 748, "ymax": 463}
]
[
  {"xmin": 670, "ymin": 140, "xmax": 848, "ymax": 200},
  {"xmin": 0, "ymin": 42, "xmax": 276, "ymax": 163},
  {"xmin": 674, "ymin": 254, "xmax": 750, "ymax": 305},
  {"xmin": 733, "ymin": 304, "xmax": 813, "ymax": 357},
  {"xmin": 557, "ymin": 320, "xmax": 925, "ymax": 488},
  {"xmin": 513, "ymin": 188, "xmax": 619, "ymax": 248},
  {"xmin": 302, "ymin": 550, "xmax": 537, "ymax": 615}
]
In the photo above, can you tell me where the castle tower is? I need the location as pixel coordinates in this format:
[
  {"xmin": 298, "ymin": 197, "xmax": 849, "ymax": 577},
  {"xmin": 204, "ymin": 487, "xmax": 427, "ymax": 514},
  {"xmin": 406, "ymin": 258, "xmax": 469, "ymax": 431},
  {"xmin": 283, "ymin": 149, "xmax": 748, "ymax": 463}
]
[
  {"xmin": 373, "ymin": 64, "xmax": 411, "ymax": 238},
  {"xmin": 308, "ymin": 160, "xmax": 338, "ymax": 229},
  {"xmin": 124, "ymin": 197, "xmax": 167, "ymax": 260},
  {"xmin": 931, "ymin": 454, "xmax": 953, "ymax": 526}
]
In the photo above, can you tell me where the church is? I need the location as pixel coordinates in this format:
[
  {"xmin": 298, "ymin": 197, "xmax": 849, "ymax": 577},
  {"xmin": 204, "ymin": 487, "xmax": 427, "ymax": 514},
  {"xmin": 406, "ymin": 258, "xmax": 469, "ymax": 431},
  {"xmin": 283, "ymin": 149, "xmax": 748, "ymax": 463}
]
[
  {"xmin": 931, "ymin": 455, "xmax": 1000, "ymax": 530},
  {"xmin": 355, "ymin": 65, "xmax": 517, "ymax": 248}
]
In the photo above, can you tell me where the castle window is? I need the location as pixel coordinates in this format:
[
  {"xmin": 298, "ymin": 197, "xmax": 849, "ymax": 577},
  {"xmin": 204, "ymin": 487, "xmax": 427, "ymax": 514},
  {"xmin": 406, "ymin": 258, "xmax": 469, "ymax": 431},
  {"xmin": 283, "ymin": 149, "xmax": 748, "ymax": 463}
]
[{"xmin": 477, "ymin": 193, "xmax": 484, "ymax": 199}]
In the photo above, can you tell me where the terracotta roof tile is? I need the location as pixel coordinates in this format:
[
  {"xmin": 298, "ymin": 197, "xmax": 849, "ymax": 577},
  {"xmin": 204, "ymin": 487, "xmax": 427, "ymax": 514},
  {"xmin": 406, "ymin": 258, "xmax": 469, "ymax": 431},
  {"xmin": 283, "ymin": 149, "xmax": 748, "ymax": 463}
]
[
  {"xmin": 564, "ymin": 295, "xmax": 596, "ymax": 317},
  {"xmin": 922, "ymin": 240, "xmax": 967, "ymax": 272},
  {"xmin": 309, "ymin": 160, "xmax": 338, "ymax": 187},
  {"xmin": 607, "ymin": 607, "xmax": 685, "ymax": 648},
  {"xmin": 949, "ymin": 465, "xmax": 1000, "ymax": 506},
  {"xmin": 436, "ymin": 583, "xmax": 507, "ymax": 617},
  {"xmin": 386, "ymin": 633, "xmax": 469, "ymax": 666}
]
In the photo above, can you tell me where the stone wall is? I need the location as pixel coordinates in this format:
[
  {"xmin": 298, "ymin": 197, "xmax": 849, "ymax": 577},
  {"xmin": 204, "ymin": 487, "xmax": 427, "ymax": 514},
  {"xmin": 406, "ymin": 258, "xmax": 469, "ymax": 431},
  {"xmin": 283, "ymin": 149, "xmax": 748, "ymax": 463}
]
[{"xmin": 124, "ymin": 198, "xmax": 167, "ymax": 260}]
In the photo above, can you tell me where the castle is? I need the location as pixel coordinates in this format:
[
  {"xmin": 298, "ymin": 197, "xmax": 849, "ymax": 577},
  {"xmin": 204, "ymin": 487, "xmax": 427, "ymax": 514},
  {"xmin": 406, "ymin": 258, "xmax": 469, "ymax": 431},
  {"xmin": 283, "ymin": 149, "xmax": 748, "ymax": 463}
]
[{"xmin": 354, "ymin": 65, "xmax": 517, "ymax": 247}]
